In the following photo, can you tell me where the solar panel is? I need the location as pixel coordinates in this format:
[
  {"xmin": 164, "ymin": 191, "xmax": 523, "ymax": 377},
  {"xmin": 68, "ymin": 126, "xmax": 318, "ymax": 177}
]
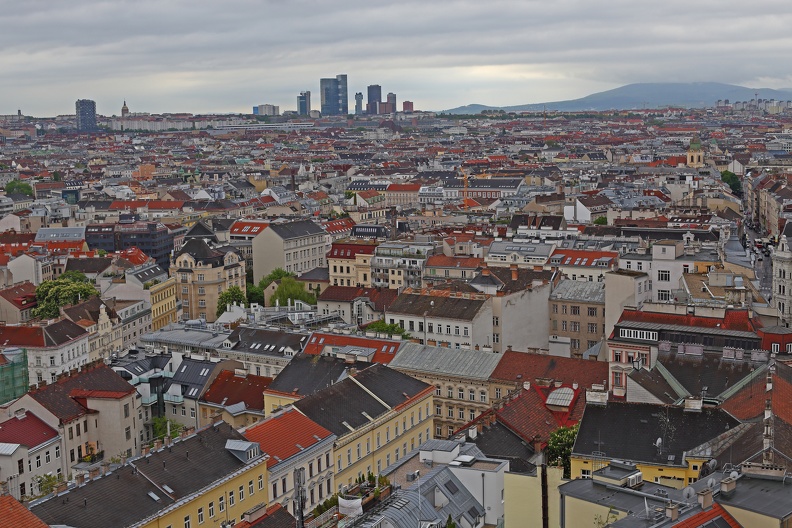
[
  {"xmin": 444, "ymin": 480, "xmax": 459, "ymax": 494},
  {"xmin": 546, "ymin": 387, "xmax": 574, "ymax": 407}
]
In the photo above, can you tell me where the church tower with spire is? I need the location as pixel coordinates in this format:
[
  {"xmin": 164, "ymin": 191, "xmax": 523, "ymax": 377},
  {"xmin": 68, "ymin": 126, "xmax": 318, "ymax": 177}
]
[{"xmin": 121, "ymin": 100, "xmax": 129, "ymax": 118}]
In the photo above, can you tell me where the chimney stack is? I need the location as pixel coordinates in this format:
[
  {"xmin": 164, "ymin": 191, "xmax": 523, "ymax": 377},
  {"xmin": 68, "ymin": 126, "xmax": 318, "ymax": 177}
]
[
  {"xmin": 697, "ymin": 488, "xmax": 713, "ymax": 510},
  {"xmin": 510, "ymin": 264, "xmax": 518, "ymax": 281}
]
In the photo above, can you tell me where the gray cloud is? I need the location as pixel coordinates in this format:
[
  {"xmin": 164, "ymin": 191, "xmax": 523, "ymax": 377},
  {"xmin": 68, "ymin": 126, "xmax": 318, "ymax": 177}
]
[{"xmin": 2, "ymin": 0, "xmax": 791, "ymax": 115}]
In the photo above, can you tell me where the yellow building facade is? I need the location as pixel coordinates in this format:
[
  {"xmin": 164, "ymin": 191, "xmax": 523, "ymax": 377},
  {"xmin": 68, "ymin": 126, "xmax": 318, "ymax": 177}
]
[{"xmin": 149, "ymin": 277, "xmax": 179, "ymax": 331}]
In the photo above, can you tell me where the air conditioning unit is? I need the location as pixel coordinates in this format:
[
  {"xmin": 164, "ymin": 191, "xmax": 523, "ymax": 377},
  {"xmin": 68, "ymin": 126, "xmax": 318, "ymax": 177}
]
[{"xmin": 628, "ymin": 472, "xmax": 643, "ymax": 488}]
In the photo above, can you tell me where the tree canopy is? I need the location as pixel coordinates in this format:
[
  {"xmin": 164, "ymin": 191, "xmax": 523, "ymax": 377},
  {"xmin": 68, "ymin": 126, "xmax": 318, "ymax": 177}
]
[
  {"xmin": 33, "ymin": 274, "xmax": 98, "ymax": 319},
  {"xmin": 3, "ymin": 180, "xmax": 34, "ymax": 196},
  {"xmin": 593, "ymin": 216, "xmax": 608, "ymax": 225},
  {"xmin": 546, "ymin": 423, "xmax": 579, "ymax": 479},
  {"xmin": 246, "ymin": 283, "xmax": 266, "ymax": 306},
  {"xmin": 721, "ymin": 170, "xmax": 742, "ymax": 196},
  {"xmin": 259, "ymin": 267, "xmax": 295, "ymax": 289},
  {"xmin": 216, "ymin": 286, "xmax": 247, "ymax": 317},
  {"xmin": 270, "ymin": 276, "xmax": 316, "ymax": 306},
  {"xmin": 366, "ymin": 319, "xmax": 411, "ymax": 338}
]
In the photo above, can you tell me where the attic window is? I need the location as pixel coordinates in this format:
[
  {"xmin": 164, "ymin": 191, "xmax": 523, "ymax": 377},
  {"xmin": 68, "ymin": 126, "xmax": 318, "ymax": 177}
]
[
  {"xmin": 188, "ymin": 388, "xmax": 198, "ymax": 397},
  {"xmin": 199, "ymin": 368, "xmax": 210, "ymax": 376},
  {"xmin": 444, "ymin": 481, "xmax": 459, "ymax": 494}
]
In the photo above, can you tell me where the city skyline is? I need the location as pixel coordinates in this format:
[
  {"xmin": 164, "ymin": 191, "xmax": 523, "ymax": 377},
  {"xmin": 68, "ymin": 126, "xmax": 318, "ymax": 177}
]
[{"xmin": 2, "ymin": 1, "xmax": 792, "ymax": 116}]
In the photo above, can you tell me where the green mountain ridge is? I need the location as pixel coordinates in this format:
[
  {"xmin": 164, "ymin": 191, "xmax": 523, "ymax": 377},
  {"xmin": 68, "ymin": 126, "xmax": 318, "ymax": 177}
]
[{"xmin": 441, "ymin": 82, "xmax": 792, "ymax": 114}]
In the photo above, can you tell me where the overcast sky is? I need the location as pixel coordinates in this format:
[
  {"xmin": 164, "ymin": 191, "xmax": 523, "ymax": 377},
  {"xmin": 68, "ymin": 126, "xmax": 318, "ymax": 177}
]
[{"xmin": 3, "ymin": 0, "xmax": 792, "ymax": 116}]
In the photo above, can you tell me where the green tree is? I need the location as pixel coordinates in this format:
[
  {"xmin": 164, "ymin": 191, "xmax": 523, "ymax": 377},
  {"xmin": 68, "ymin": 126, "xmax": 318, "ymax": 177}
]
[
  {"xmin": 3, "ymin": 180, "xmax": 34, "ymax": 196},
  {"xmin": 32, "ymin": 473, "xmax": 63, "ymax": 497},
  {"xmin": 246, "ymin": 283, "xmax": 266, "ymax": 306},
  {"xmin": 59, "ymin": 270, "xmax": 89, "ymax": 283},
  {"xmin": 721, "ymin": 170, "xmax": 742, "ymax": 196},
  {"xmin": 270, "ymin": 277, "xmax": 316, "ymax": 306},
  {"xmin": 151, "ymin": 416, "xmax": 183, "ymax": 440},
  {"xmin": 33, "ymin": 277, "xmax": 98, "ymax": 319},
  {"xmin": 445, "ymin": 514, "xmax": 457, "ymax": 528},
  {"xmin": 547, "ymin": 423, "xmax": 579, "ymax": 479},
  {"xmin": 366, "ymin": 319, "xmax": 411, "ymax": 339},
  {"xmin": 259, "ymin": 267, "xmax": 295, "ymax": 290},
  {"xmin": 216, "ymin": 285, "xmax": 247, "ymax": 317},
  {"xmin": 593, "ymin": 216, "xmax": 608, "ymax": 225}
]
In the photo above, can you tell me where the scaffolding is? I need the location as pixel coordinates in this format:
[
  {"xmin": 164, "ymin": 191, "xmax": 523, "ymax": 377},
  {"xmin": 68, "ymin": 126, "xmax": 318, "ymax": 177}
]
[{"xmin": 0, "ymin": 348, "xmax": 29, "ymax": 405}]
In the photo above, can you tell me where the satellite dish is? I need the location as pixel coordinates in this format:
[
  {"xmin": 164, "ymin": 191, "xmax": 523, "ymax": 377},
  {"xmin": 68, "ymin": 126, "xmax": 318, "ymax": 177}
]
[
  {"xmin": 707, "ymin": 478, "xmax": 717, "ymax": 490},
  {"xmin": 729, "ymin": 471, "xmax": 739, "ymax": 479},
  {"xmin": 654, "ymin": 437, "xmax": 662, "ymax": 447},
  {"xmin": 682, "ymin": 486, "xmax": 696, "ymax": 501},
  {"xmin": 707, "ymin": 459, "xmax": 719, "ymax": 471}
]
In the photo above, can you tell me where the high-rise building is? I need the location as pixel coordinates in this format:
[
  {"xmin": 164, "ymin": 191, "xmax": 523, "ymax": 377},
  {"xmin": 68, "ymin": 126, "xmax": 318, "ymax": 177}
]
[
  {"xmin": 387, "ymin": 92, "xmax": 397, "ymax": 112},
  {"xmin": 367, "ymin": 85, "xmax": 382, "ymax": 114},
  {"xmin": 354, "ymin": 92, "xmax": 364, "ymax": 115},
  {"xmin": 75, "ymin": 99, "xmax": 97, "ymax": 131},
  {"xmin": 336, "ymin": 74, "xmax": 348, "ymax": 115},
  {"xmin": 298, "ymin": 91, "xmax": 311, "ymax": 116},
  {"xmin": 403, "ymin": 101, "xmax": 414, "ymax": 113},
  {"xmin": 254, "ymin": 104, "xmax": 279, "ymax": 116},
  {"xmin": 319, "ymin": 74, "xmax": 349, "ymax": 115}
]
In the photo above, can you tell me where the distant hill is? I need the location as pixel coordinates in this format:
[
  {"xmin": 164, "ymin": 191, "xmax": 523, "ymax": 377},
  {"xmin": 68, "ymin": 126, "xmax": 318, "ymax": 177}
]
[{"xmin": 441, "ymin": 82, "xmax": 792, "ymax": 114}]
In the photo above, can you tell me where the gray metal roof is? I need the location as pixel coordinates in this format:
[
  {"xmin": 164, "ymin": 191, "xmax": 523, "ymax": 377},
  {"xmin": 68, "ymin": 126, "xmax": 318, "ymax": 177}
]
[
  {"xmin": 141, "ymin": 324, "xmax": 230, "ymax": 348},
  {"xmin": 549, "ymin": 279, "xmax": 606, "ymax": 303},
  {"xmin": 390, "ymin": 342, "xmax": 502, "ymax": 380}
]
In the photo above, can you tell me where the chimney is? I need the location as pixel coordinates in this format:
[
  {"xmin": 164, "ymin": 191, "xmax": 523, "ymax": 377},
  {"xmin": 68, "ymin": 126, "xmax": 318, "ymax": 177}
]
[
  {"xmin": 510, "ymin": 263, "xmax": 518, "ymax": 281},
  {"xmin": 154, "ymin": 439, "xmax": 163, "ymax": 450},
  {"xmin": 164, "ymin": 436, "xmax": 171, "ymax": 446},
  {"xmin": 100, "ymin": 461, "xmax": 110, "ymax": 476},
  {"xmin": 665, "ymin": 503, "xmax": 679, "ymax": 521},
  {"xmin": 720, "ymin": 477, "xmax": 737, "ymax": 499},
  {"xmin": 120, "ymin": 455, "xmax": 127, "ymax": 466},
  {"xmin": 88, "ymin": 467, "xmax": 100, "ymax": 479},
  {"xmin": 481, "ymin": 265, "xmax": 490, "ymax": 277},
  {"xmin": 54, "ymin": 481, "xmax": 68, "ymax": 494},
  {"xmin": 697, "ymin": 488, "xmax": 713, "ymax": 510},
  {"xmin": 76, "ymin": 474, "xmax": 86, "ymax": 486},
  {"xmin": 506, "ymin": 345, "xmax": 512, "ymax": 352},
  {"xmin": 532, "ymin": 435, "xmax": 543, "ymax": 453}
]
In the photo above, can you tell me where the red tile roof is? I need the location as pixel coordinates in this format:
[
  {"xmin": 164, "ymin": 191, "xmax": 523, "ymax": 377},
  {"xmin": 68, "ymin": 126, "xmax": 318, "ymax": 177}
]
[
  {"xmin": 243, "ymin": 409, "xmax": 333, "ymax": 468},
  {"xmin": 0, "ymin": 281, "xmax": 37, "ymax": 310},
  {"xmin": 109, "ymin": 200, "xmax": 185, "ymax": 210},
  {"xmin": 200, "ymin": 370, "xmax": 273, "ymax": 412},
  {"xmin": 323, "ymin": 218, "xmax": 356, "ymax": 233},
  {"xmin": 424, "ymin": 255, "xmax": 484, "ymax": 269},
  {"xmin": 386, "ymin": 183, "xmax": 422, "ymax": 192},
  {"xmin": 490, "ymin": 350, "xmax": 609, "ymax": 390},
  {"xmin": 318, "ymin": 286, "xmax": 399, "ymax": 312},
  {"xmin": 617, "ymin": 308, "xmax": 761, "ymax": 333},
  {"xmin": 0, "ymin": 411, "xmax": 59, "ymax": 449},
  {"xmin": 112, "ymin": 247, "xmax": 151, "ymax": 266},
  {"xmin": 230, "ymin": 220, "xmax": 269, "ymax": 235},
  {"xmin": 496, "ymin": 383, "xmax": 584, "ymax": 446},
  {"xmin": 302, "ymin": 332, "xmax": 402, "ymax": 364},
  {"xmin": 328, "ymin": 242, "xmax": 376, "ymax": 259},
  {"xmin": 29, "ymin": 362, "xmax": 136, "ymax": 424},
  {"xmin": 672, "ymin": 503, "xmax": 740, "ymax": 528},
  {"xmin": 0, "ymin": 495, "xmax": 49, "ymax": 528}
]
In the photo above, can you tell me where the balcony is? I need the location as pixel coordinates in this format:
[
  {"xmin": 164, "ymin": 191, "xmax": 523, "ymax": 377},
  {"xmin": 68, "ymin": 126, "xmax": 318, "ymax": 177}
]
[{"xmin": 163, "ymin": 393, "xmax": 184, "ymax": 404}]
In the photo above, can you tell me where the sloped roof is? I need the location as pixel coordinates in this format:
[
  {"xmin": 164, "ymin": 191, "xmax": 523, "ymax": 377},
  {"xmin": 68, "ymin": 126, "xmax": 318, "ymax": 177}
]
[
  {"xmin": 29, "ymin": 363, "xmax": 135, "ymax": 424},
  {"xmin": 0, "ymin": 495, "xmax": 49, "ymax": 528},
  {"xmin": 302, "ymin": 332, "xmax": 403, "ymax": 364},
  {"xmin": 318, "ymin": 286, "xmax": 399, "ymax": 312},
  {"xmin": 490, "ymin": 350, "xmax": 609, "ymax": 389},
  {"xmin": 387, "ymin": 293, "xmax": 486, "ymax": 321},
  {"xmin": 0, "ymin": 319, "xmax": 88, "ymax": 348},
  {"xmin": 0, "ymin": 281, "xmax": 37, "ymax": 310},
  {"xmin": 390, "ymin": 342, "xmax": 502, "ymax": 381},
  {"xmin": 0, "ymin": 411, "xmax": 59, "ymax": 449},
  {"xmin": 243, "ymin": 409, "xmax": 333, "ymax": 468},
  {"xmin": 200, "ymin": 370, "xmax": 273, "ymax": 412}
]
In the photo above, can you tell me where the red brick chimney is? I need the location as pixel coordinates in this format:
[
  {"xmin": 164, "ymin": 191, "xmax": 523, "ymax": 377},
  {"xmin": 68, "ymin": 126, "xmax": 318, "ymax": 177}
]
[{"xmin": 510, "ymin": 264, "xmax": 518, "ymax": 281}]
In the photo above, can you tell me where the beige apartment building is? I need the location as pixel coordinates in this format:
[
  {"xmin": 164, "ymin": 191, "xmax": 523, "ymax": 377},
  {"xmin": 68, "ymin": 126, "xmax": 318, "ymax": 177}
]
[
  {"xmin": 549, "ymin": 279, "xmax": 606, "ymax": 357},
  {"xmin": 171, "ymin": 238, "xmax": 245, "ymax": 323},
  {"xmin": 148, "ymin": 277, "xmax": 179, "ymax": 330},
  {"xmin": 389, "ymin": 343, "xmax": 501, "ymax": 439},
  {"xmin": 251, "ymin": 219, "xmax": 327, "ymax": 283},
  {"xmin": 327, "ymin": 239, "xmax": 377, "ymax": 287}
]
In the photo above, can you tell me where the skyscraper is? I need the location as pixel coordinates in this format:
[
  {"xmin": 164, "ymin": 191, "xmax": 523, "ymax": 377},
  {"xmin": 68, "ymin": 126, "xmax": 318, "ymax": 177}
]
[
  {"xmin": 386, "ymin": 93, "xmax": 397, "ymax": 114},
  {"xmin": 336, "ymin": 74, "xmax": 348, "ymax": 115},
  {"xmin": 354, "ymin": 92, "xmax": 364, "ymax": 115},
  {"xmin": 75, "ymin": 99, "xmax": 97, "ymax": 131},
  {"xmin": 319, "ymin": 74, "xmax": 349, "ymax": 116},
  {"xmin": 298, "ymin": 91, "xmax": 311, "ymax": 116},
  {"xmin": 367, "ymin": 85, "xmax": 382, "ymax": 115}
]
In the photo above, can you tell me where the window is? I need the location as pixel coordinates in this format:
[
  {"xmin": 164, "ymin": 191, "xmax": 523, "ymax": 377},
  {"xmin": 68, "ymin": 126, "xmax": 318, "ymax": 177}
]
[
  {"xmin": 272, "ymin": 482, "xmax": 278, "ymax": 498},
  {"xmin": 458, "ymin": 408, "xmax": 465, "ymax": 420},
  {"xmin": 618, "ymin": 329, "xmax": 658, "ymax": 341},
  {"xmin": 658, "ymin": 270, "xmax": 670, "ymax": 282},
  {"xmin": 458, "ymin": 388, "xmax": 464, "ymax": 399},
  {"xmin": 239, "ymin": 485, "xmax": 244, "ymax": 501},
  {"xmin": 469, "ymin": 389, "xmax": 475, "ymax": 401},
  {"xmin": 435, "ymin": 385, "xmax": 441, "ymax": 396},
  {"xmin": 588, "ymin": 323, "xmax": 598, "ymax": 333},
  {"xmin": 495, "ymin": 388, "xmax": 502, "ymax": 399},
  {"xmin": 209, "ymin": 502, "xmax": 215, "ymax": 517},
  {"xmin": 46, "ymin": 451, "xmax": 51, "ymax": 463},
  {"xmin": 562, "ymin": 305, "xmax": 567, "ymax": 314},
  {"xmin": 588, "ymin": 307, "xmax": 597, "ymax": 317},
  {"xmin": 125, "ymin": 427, "xmax": 131, "ymax": 441},
  {"xmin": 493, "ymin": 316, "xmax": 499, "ymax": 326},
  {"xmin": 124, "ymin": 403, "xmax": 130, "ymax": 418},
  {"xmin": 447, "ymin": 406, "xmax": 454, "ymax": 418},
  {"xmin": 198, "ymin": 508, "xmax": 204, "ymax": 524},
  {"xmin": 184, "ymin": 516, "xmax": 191, "ymax": 528},
  {"xmin": 772, "ymin": 343, "xmax": 780, "ymax": 353},
  {"xmin": 447, "ymin": 387, "xmax": 453, "ymax": 398},
  {"xmin": 613, "ymin": 371, "xmax": 624, "ymax": 387},
  {"xmin": 571, "ymin": 322, "xmax": 580, "ymax": 332},
  {"xmin": 493, "ymin": 333, "xmax": 500, "ymax": 343},
  {"xmin": 614, "ymin": 350, "xmax": 622, "ymax": 362},
  {"xmin": 219, "ymin": 496, "xmax": 225, "ymax": 512},
  {"xmin": 249, "ymin": 480, "xmax": 254, "ymax": 495},
  {"xmin": 552, "ymin": 304, "xmax": 558, "ymax": 314},
  {"xmin": 571, "ymin": 306, "xmax": 580, "ymax": 315},
  {"xmin": 571, "ymin": 339, "xmax": 580, "ymax": 349},
  {"xmin": 259, "ymin": 474, "xmax": 264, "ymax": 490},
  {"xmin": 228, "ymin": 490, "xmax": 235, "ymax": 507},
  {"xmin": 581, "ymin": 469, "xmax": 591, "ymax": 479},
  {"xmin": 55, "ymin": 445, "xmax": 60, "ymax": 459}
]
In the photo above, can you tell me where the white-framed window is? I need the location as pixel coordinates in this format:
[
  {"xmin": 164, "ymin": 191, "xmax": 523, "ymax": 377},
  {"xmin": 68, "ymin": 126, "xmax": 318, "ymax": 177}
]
[
  {"xmin": 658, "ymin": 270, "xmax": 670, "ymax": 282},
  {"xmin": 619, "ymin": 328, "xmax": 658, "ymax": 341},
  {"xmin": 581, "ymin": 469, "xmax": 591, "ymax": 479},
  {"xmin": 772, "ymin": 343, "xmax": 780, "ymax": 353}
]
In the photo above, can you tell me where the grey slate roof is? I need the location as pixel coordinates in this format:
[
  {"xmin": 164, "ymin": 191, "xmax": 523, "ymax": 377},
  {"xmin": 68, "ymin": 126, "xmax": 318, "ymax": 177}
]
[
  {"xmin": 267, "ymin": 219, "xmax": 325, "ymax": 240},
  {"xmin": 31, "ymin": 422, "xmax": 259, "ymax": 528},
  {"xmin": 141, "ymin": 323, "xmax": 230, "ymax": 349},
  {"xmin": 387, "ymin": 293, "xmax": 486, "ymax": 321},
  {"xmin": 549, "ymin": 279, "xmax": 606, "ymax": 303},
  {"xmin": 390, "ymin": 342, "xmax": 502, "ymax": 381},
  {"xmin": 267, "ymin": 354, "xmax": 370, "ymax": 396},
  {"xmin": 166, "ymin": 357, "xmax": 222, "ymax": 400}
]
